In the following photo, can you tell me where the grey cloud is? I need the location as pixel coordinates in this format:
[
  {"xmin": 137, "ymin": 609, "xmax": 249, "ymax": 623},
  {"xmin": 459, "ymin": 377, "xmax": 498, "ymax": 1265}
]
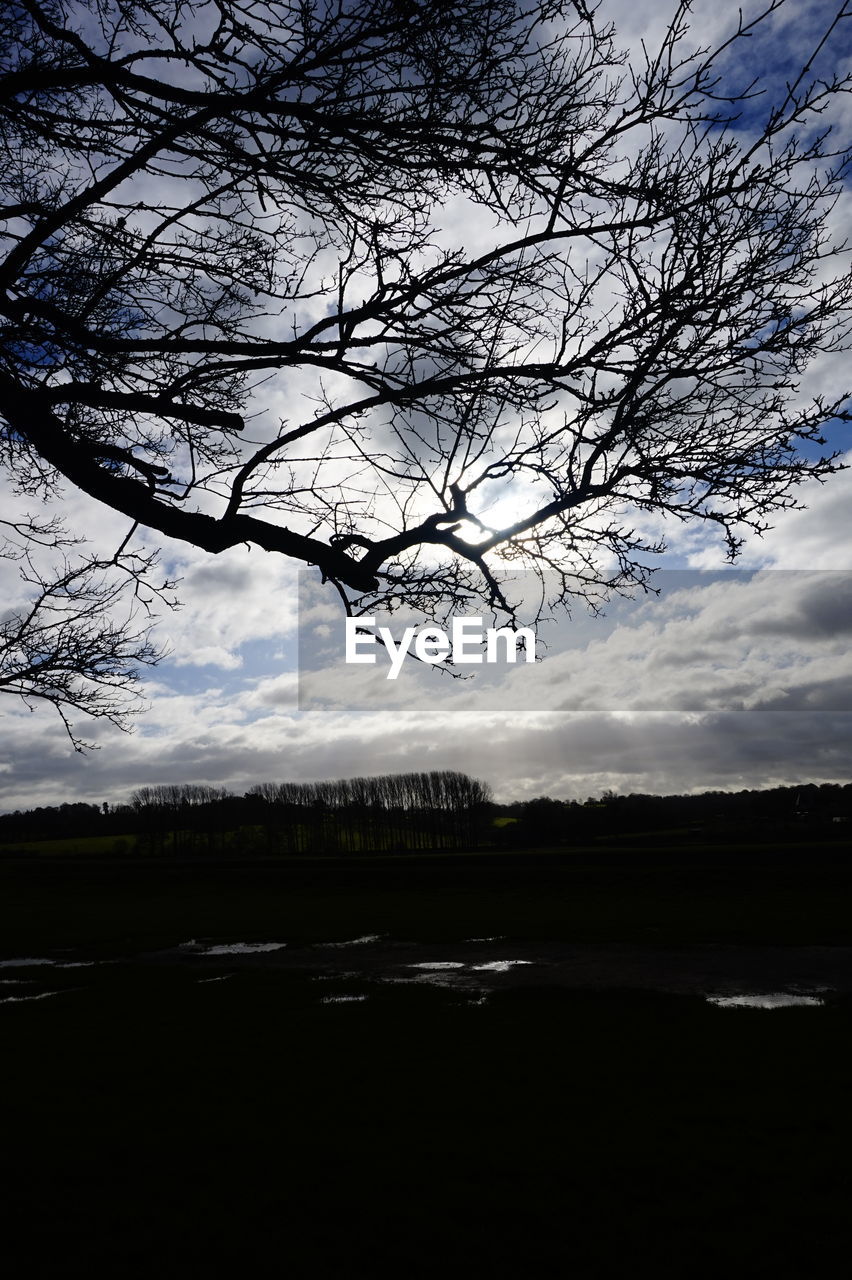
[
  {"xmin": 4, "ymin": 558, "xmax": 852, "ymax": 813},
  {"xmin": 294, "ymin": 570, "xmax": 852, "ymax": 718},
  {"xmin": 770, "ymin": 575, "xmax": 852, "ymax": 640},
  {"xmin": 3, "ymin": 695, "xmax": 852, "ymax": 810}
]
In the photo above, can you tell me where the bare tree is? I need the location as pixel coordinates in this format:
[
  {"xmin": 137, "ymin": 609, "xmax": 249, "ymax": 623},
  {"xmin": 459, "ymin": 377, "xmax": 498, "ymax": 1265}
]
[
  {"xmin": 2, "ymin": 0, "xmax": 852, "ymax": 718},
  {"xmin": 247, "ymin": 769, "xmax": 491, "ymax": 851},
  {"xmin": 0, "ymin": 516, "xmax": 168, "ymax": 747}
]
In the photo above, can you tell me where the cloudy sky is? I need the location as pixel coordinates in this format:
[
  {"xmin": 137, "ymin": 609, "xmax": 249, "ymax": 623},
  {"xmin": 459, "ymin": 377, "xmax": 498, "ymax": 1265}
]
[{"xmin": 2, "ymin": 0, "xmax": 851, "ymax": 811}]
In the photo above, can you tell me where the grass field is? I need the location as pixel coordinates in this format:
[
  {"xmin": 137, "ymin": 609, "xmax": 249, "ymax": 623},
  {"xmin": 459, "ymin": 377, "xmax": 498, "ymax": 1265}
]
[{"xmin": 1, "ymin": 842, "xmax": 851, "ymax": 952}]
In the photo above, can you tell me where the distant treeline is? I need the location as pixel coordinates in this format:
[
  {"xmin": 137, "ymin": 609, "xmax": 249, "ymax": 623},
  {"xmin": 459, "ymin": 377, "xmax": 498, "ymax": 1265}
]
[
  {"xmin": 496, "ymin": 781, "xmax": 852, "ymax": 848},
  {"xmin": 0, "ymin": 771, "xmax": 492, "ymax": 855},
  {"xmin": 0, "ymin": 777, "xmax": 850, "ymax": 855}
]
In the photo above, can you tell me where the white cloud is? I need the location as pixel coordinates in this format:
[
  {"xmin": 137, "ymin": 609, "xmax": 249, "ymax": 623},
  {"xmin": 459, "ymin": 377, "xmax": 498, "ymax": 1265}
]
[
  {"xmin": 687, "ymin": 454, "xmax": 852, "ymax": 570},
  {"xmin": 3, "ymin": 565, "xmax": 851, "ymax": 810},
  {"xmin": 153, "ymin": 545, "xmax": 298, "ymax": 668}
]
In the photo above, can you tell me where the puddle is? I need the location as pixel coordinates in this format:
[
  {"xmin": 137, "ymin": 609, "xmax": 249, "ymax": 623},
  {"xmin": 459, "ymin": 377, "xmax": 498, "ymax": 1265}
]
[
  {"xmin": 406, "ymin": 959, "xmax": 534, "ymax": 974},
  {"xmin": 387, "ymin": 957, "xmax": 539, "ymax": 990},
  {"xmin": 320, "ymin": 994, "xmax": 368, "ymax": 1004},
  {"xmin": 197, "ymin": 975, "xmax": 234, "ymax": 984},
  {"xmin": 0, "ymin": 990, "xmax": 63, "ymax": 1005},
  {"xmin": 185, "ymin": 941, "xmax": 287, "ymax": 956},
  {"xmin": 1, "ymin": 957, "xmax": 108, "ymax": 970},
  {"xmin": 315, "ymin": 935, "xmax": 385, "ymax": 948},
  {"xmin": 707, "ymin": 993, "xmax": 825, "ymax": 1008}
]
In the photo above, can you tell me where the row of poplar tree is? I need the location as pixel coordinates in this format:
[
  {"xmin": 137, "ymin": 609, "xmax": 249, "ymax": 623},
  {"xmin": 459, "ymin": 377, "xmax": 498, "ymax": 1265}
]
[{"xmin": 129, "ymin": 770, "xmax": 492, "ymax": 855}]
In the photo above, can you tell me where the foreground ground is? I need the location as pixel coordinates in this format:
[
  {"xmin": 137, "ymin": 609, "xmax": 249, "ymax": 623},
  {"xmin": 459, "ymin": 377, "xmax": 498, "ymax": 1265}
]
[{"xmin": 2, "ymin": 845, "xmax": 851, "ymax": 1275}]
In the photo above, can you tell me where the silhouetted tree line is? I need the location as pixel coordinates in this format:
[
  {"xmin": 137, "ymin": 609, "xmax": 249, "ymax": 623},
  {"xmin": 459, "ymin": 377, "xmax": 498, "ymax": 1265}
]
[
  {"xmin": 1, "ymin": 778, "xmax": 850, "ymax": 855},
  {"xmin": 244, "ymin": 772, "xmax": 490, "ymax": 855},
  {"xmin": 129, "ymin": 784, "xmax": 236, "ymax": 856},
  {"xmin": 497, "ymin": 783, "xmax": 852, "ymax": 849},
  {"xmin": 0, "ymin": 771, "xmax": 492, "ymax": 855},
  {"xmin": 0, "ymin": 800, "xmax": 121, "ymax": 843}
]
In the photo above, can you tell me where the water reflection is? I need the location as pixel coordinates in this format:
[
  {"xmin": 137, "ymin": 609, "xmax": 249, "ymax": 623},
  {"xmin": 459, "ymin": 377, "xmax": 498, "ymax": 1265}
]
[
  {"xmin": 0, "ymin": 990, "xmax": 62, "ymax": 1005},
  {"xmin": 315, "ymin": 935, "xmax": 385, "ymax": 948},
  {"xmin": 396, "ymin": 957, "xmax": 537, "ymax": 989},
  {"xmin": 184, "ymin": 941, "xmax": 287, "ymax": 956},
  {"xmin": 1, "ymin": 936, "xmax": 844, "ymax": 1011},
  {"xmin": 707, "ymin": 993, "xmax": 825, "ymax": 1008}
]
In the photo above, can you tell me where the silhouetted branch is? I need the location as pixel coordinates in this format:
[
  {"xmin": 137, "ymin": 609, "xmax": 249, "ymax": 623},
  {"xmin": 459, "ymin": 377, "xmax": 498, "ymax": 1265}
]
[{"xmin": 1, "ymin": 0, "xmax": 851, "ymax": 717}]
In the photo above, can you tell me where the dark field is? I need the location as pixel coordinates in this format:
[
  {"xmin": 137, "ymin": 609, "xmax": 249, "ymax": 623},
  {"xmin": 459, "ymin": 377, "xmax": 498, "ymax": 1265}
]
[
  {"xmin": 3, "ymin": 842, "xmax": 852, "ymax": 951},
  {"xmin": 2, "ymin": 846, "xmax": 851, "ymax": 1276}
]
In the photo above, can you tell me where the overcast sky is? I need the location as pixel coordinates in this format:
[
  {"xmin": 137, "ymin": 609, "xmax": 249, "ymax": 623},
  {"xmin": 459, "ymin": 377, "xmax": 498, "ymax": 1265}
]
[{"xmin": 2, "ymin": 0, "xmax": 851, "ymax": 811}]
